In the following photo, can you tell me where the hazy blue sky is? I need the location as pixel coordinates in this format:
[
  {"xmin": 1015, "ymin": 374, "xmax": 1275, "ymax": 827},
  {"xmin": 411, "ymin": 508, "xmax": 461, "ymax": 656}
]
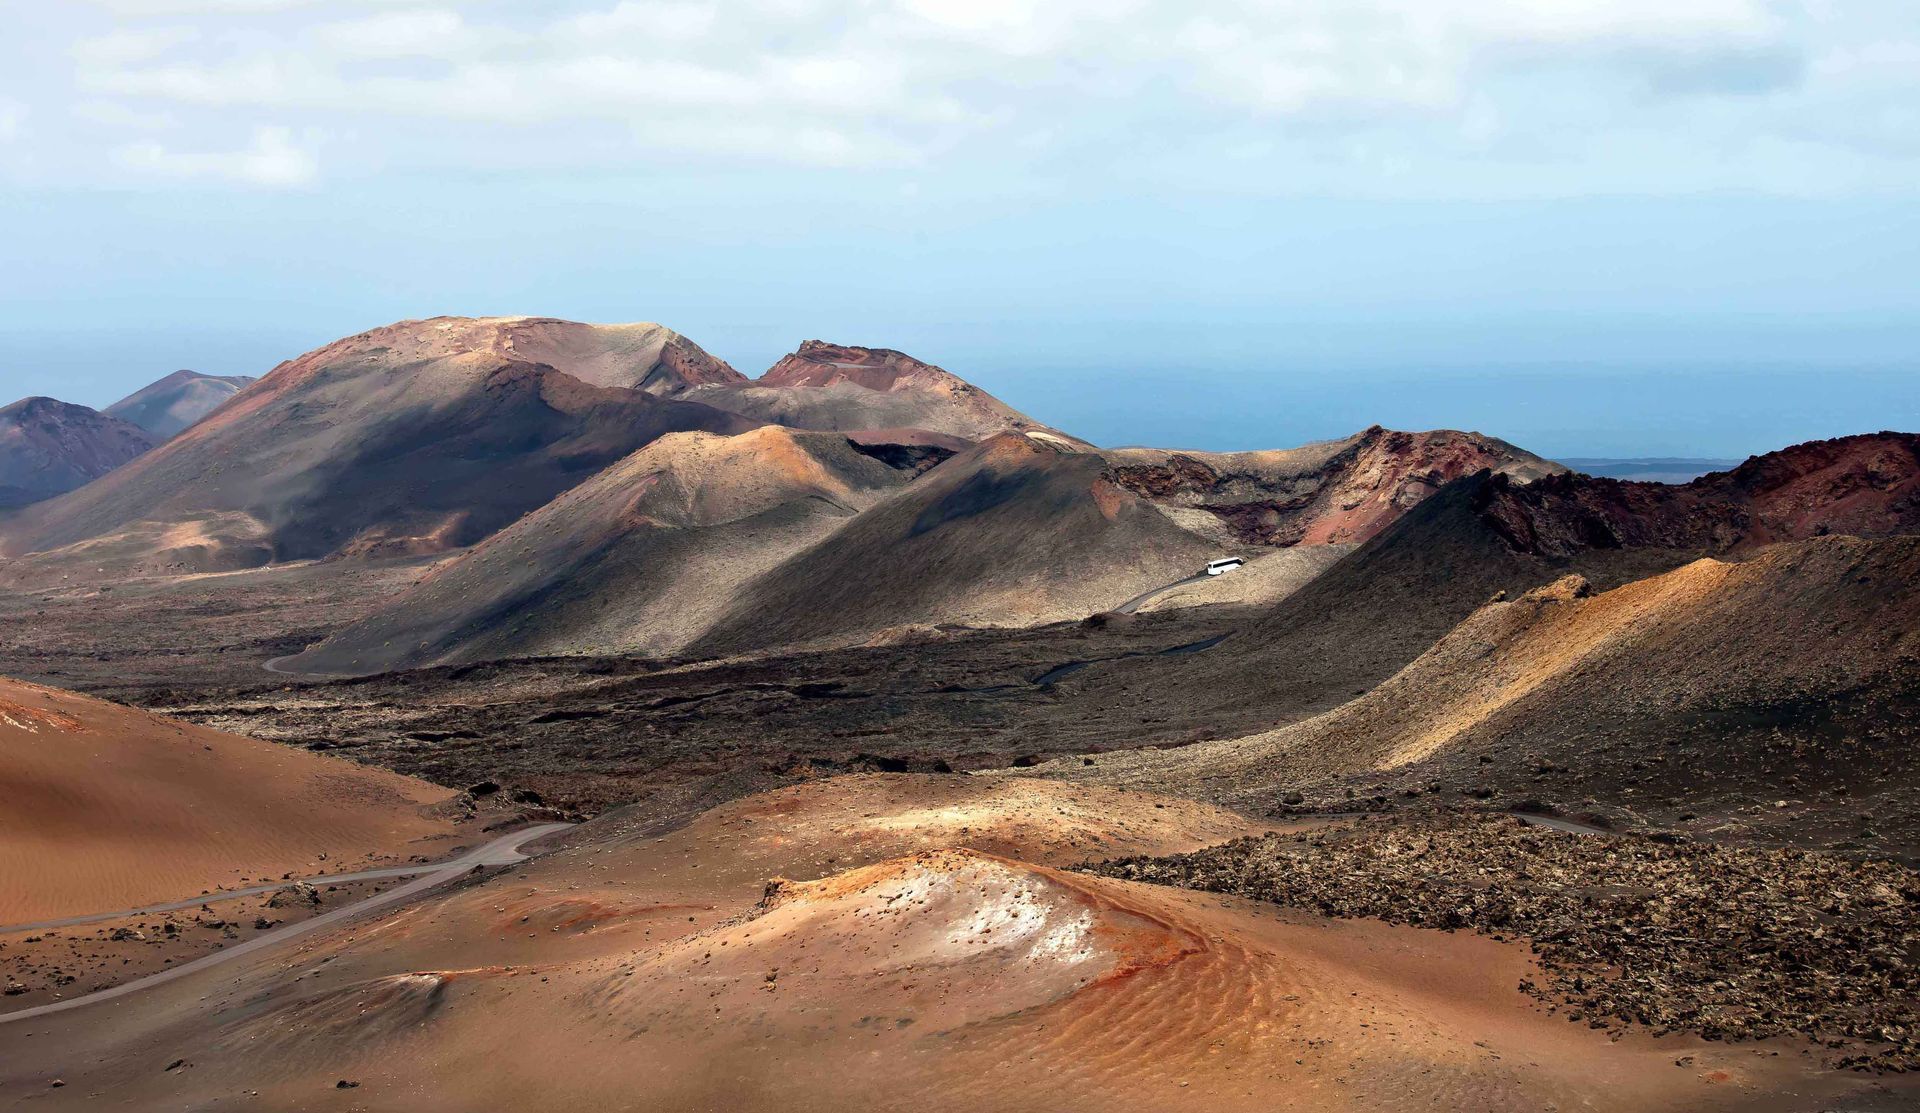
[{"xmin": 2, "ymin": 1, "xmax": 1916, "ymax": 457}]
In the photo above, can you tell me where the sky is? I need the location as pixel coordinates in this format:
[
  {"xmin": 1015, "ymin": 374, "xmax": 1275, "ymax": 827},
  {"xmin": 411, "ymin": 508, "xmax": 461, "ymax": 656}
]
[{"xmin": 1, "ymin": 0, "xmax": 1916, "ymax": 458}]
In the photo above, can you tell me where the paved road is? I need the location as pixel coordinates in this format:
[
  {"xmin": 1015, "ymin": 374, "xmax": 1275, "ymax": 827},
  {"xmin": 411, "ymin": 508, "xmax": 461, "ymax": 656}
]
[
  {"xmin": 0, "ymin": 823, "xmax": 572, "ymax": 1025},
  {"xmin": 2, "ymin": 863, "xmax": 460, "ymax": 935},
  {"xmin": 1115, "ymin": 572, "xmax": 1212, "ymax": 615}
]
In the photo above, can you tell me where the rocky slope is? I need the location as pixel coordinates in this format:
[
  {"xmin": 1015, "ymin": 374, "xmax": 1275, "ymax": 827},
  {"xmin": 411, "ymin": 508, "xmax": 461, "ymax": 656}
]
[
  {"xmin": 0, "ymin": 317, "xmax": 758, "ymax": 576},
  {"xmin": 1103, "ymin": 425, "xmax": 1561, "ymax": 547},
  {"xmin": 0, "ymin": 397, "xmax": 156, "ymax": 510},
  {"xmin": 1092, "ymin": 814, "xmax": 1920, "ymax": 1072},
  {"xmin": 678, "ymin": 426, "xmax": 1555, "ymax": 658},
  {"xmin": 282, "ymin": 427, "xmax": 943, "ymax": 675},
  {"xmin": 103, "ymin": 370, "xmax": 256, "ymax": 439},
  {"xmin": 1486, "ymin": 431, "xmax": 1920, "ymax": 556}
]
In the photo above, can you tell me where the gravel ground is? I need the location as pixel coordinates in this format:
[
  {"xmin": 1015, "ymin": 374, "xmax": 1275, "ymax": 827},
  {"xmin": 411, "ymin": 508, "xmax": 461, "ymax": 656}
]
[{"xmin": 1085, "ymin": 813, "xmax": 1918, "ymax": 1072}]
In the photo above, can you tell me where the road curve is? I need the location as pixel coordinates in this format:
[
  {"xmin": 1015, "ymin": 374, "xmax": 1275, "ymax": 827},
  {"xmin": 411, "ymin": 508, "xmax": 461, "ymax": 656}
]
[
  {"xmin": 2, "ymin": 864, "xmax": 457, "ymax": 935},
  {"xmin": 0, "ymin": 823, "xmax": 572, "ymax": 1025},
  {"xmin": 1114, "ymin": 573, "xmax": 1211, "ymax": 615}
]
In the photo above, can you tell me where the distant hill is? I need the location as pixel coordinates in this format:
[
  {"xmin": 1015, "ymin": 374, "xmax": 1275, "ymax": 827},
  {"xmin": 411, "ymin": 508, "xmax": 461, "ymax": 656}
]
[
  {"xmin": 276, "ymin": 420, "xmax": 1561, "ymax": 671},
  {"xmin": 0, "ymin": 317, "xmax": 758, "ymax": 576},
  {"xmin": 104, "ymin": 370, "xmax": 256, "ymax": 439},
  {"xmin": 0, "ymin": 397, "xmax": 155, "ymax": 510}
]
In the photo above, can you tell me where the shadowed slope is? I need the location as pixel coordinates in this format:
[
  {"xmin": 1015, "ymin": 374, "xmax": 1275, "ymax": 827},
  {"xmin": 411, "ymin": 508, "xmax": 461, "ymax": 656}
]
[
  {"xmin": 1045, "ymin": 432, "xmax": 1920, "ymax": 752},
  {"xmin": 691, "ymin": 432, "xmax": 1218, "ymax": 653},
  {"xmin": 284, "ymin": 427, "xmax": 938, "ymax": 675}
]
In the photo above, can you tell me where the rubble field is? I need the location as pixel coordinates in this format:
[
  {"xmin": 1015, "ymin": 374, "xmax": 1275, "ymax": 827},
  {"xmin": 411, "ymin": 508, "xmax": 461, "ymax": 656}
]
[{"xmin": 1087, "ymin": 812, "xmax": 1918, "ymax": 1072}]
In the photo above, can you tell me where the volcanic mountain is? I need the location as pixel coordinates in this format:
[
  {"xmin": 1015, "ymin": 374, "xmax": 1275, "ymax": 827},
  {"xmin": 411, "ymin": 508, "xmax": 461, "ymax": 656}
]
[
  {"xmin": 682, "ymin": 424, "xmax": 1558, "ymax": 654},
  {"xmin": 687, "ymin": 432, "xmax": 1219, "ymax": 654},
  {"xmin": 103, "ymin": 369, "xmax": 256, "ymax": 439},
  {"xmin": 281, "ymin": 422, "xmax": 1560, "ymax": 671},
  {"xmin": 0, "ymin": 317, "xmax": 758, "ymax": 576},
  {"xmin": 682, "ymin": 340, "xmax": 1073, "ymax": 444},
  {"xmin": 1067, "ymin": 532, "xmax": 1920, "ymax": 855},
  {"xmin": 283, "ymin": 426, "xmax": 945, "ymax": 675},
  {"xmin": 1033, "ymin": 431, "xmax": 1920, "ymax": 753},
  {"xmin": 0, "ymin": 677, "xmax": 456, "ymax": 922},
  {"xmin": 0, "ymin": 397, "xmax": 156, "ymax": 510}
]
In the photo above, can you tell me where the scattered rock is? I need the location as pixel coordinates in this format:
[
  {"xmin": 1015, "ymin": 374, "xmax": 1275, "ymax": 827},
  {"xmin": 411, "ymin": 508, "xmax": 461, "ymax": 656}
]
[{"xmin": 1086, "ymin": 813, "xmax": 1919, "ymax": 1071}]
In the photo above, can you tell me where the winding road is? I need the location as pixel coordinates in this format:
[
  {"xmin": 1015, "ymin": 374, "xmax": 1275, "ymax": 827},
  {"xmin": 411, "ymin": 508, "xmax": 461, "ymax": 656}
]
[
  {"xmin": 1114, "ymin": 572, "xmax": 1213, "ymax": 615},
  {"xmin": 0, "ymin": 823, "xmax": 572, "ymax": 1025}
]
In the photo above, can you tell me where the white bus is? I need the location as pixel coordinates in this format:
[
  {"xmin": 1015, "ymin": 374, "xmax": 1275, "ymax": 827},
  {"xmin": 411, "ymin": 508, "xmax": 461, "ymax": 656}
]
[{"xmin": 1204, "ymin": 557, "xmax": 1246, "ymax": 576}]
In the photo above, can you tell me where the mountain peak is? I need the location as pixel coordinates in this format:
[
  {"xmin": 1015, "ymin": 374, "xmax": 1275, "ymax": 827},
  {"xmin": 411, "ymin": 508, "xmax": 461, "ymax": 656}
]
[
  {"xmin": 105, "ymin": 370, "xmax": 258, "ymax": 439},
  {"xmin": 759, "ymin": 340, "xmax": 966, "ymax": 392}
]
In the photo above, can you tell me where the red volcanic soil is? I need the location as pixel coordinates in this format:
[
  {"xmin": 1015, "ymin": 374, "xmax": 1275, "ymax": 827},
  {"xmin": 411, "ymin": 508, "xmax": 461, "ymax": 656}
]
[
  {"xmin": 498, "ymin": 317, "xmax": 748, "ymax": 394},
  {"xmin": 3, "ymin": 774, "xmax": 1896, "ymax": 1112},
  {"xmin": 0, "ymin": 677, "xmax": 459, "ymax": 922},
  {"xmin": 761, "ymin": 339, "xmax": 978, "ymax": 392},
  {"xmin": 0, "ymin": 397, "xmax": 155, "ymax": 509},
  {"xmin": 1482, "ymin": 431, "xmax": 1920, "ymax": 557}
]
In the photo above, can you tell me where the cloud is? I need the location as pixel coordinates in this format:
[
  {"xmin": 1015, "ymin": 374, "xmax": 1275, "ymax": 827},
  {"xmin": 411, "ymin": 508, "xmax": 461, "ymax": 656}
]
[
  {"xmin": 29, "ymin": 0, "xmax": 1920, "ymax": 191},
  {"xmin": 310, "ymin": 9, "xmax": 483, "ymax": 59},
  {"xmin": 111, "ymin": 124, "xmax": 317, "ymax": 186},
  {"xmin": 0, "ymin": 100, "xmax": 25, "ymax": 142},
  {"xmin": 72, "ymin": 99, "xmax": 181, "ymax": 129},
  {"xmin": 89, "ymin": 0, "xmax": 416, "ymax": 12},
  {"xmin": 71, "ymin": 27, "xmax": 199, "ymax": 67}
]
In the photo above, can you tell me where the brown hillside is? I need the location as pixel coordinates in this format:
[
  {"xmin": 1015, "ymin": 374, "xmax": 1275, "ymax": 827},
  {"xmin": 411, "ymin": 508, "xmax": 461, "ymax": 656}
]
[
  {"xmin": 1102, "ymin": 424, "xmax": 1561, "ymax": 547},
  {"xmin": 0, "ymin": 317, "xmax": 758, "ymax": 577},
  {"xmin": 0, "ymin": 677, "xmax": 457, "ymax": 921},
  {"xmin": 1035, "ymin": 431, "xmax": 1920, "ymax": 756}
]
